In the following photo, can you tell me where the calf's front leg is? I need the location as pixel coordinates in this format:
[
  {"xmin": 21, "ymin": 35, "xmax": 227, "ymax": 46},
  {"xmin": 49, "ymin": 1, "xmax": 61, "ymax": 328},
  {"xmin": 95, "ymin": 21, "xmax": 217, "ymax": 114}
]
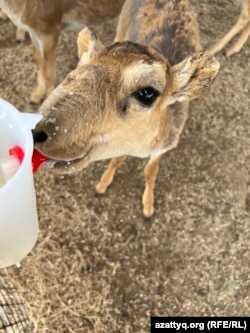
[
  {"xmin": 142, "ymin": 155, "xmax": 162, "ymax": 221},
  {"xmin": 95, "ymin": 156, "xmax": 127, "ymax": 194},
  {"xmin": 0, "ymin": 9, "xmax": 7, "ymax": 20}
]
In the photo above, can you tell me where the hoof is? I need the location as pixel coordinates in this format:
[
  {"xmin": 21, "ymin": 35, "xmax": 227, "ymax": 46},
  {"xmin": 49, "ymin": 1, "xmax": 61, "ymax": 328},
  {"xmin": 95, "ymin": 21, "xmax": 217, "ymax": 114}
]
[
  {"xmin": 226, "ymin": 50, "xmax": 236, "ymax": 58},
  {"xmin": 30, "ymin": 92, "xmax": 45, "ymax": 105},
  {"xmin": 29, "ymin": 99, "xmax": 40, "ymax": 106},
  {"xmin": 94, "ymin": 191, "xmax": 103, "ymax": 198},
  {"xmin": 29, "ymin": 97, "xmax": 44, "ymax": 105},
  {"xmin": 144, "ymin": 215, "xmax": 153, "ymax": 223}
]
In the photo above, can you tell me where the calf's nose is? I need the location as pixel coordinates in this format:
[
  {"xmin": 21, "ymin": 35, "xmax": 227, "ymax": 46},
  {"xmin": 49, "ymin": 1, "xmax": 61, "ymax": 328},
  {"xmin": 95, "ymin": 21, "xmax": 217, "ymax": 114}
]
[{"xmin": 32, "ymin": 129, "xmax": 48, "ymax": 144}]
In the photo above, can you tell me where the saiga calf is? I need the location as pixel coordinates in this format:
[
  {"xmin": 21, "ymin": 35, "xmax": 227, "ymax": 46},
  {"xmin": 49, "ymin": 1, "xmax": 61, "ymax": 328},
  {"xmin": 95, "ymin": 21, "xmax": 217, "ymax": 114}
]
[
  {"xmin": 34, "ymin": 0, "xmax": 219, "ymax": 219},
  {"xmin": 0, "ymin": 0, "xmax": 125, "ymax": 104},
  {"xmin": 210, "ymin": 0, "xmax": 250, "ymax": 56}
]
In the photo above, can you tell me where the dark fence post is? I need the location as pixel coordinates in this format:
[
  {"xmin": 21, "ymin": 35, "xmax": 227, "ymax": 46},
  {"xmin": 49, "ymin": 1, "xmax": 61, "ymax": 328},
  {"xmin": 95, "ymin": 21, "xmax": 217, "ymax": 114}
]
[{"xmin": 0, "ymin": 271, "xmax": 34, "ymax": 332}]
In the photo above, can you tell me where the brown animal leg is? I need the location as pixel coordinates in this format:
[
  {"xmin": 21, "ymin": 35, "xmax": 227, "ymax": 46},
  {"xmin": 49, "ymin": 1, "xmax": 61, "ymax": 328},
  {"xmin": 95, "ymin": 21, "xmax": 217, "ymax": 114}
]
[
  {"xmin": 210, "ymin": 10, "xmax": 250, "ymax": 55},
  {"xmin": 30, "ymin": 32, "xmax": 59, "ymax": 104},
  {"xmin": 95, "ymin": 156, "xmax": 127, "ymax": 194},
  {"xmin": 0, "ymin": 10, "xmax": 25, "ymax": 43},
  {"xmin": 0, "ymin": 10, "xmax": 8, "ymax": 20},
  {"xmin": 142, "ymin": 155, "xmax": 162, "ymax": 220},
  {"xmin": 15, "ymin": 28, "xmax": 26, "ymax": 43},
  {"xmin": 226, "ymin": 20, "xmax": 250, "ymax": 56},
  {"xmin": 30, "ymin": 42, "xmax": 45, "ymax": 104},
  {"xmin": 43, "ymin": 33, "xmax": 59, "ymax": 97}
]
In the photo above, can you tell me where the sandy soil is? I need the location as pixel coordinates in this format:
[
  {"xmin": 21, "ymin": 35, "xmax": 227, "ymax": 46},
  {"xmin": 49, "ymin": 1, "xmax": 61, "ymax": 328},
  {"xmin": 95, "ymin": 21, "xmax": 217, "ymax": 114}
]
[{"xmin": 0, "ymin": 0, "xmax": 249, "ymax": 332}]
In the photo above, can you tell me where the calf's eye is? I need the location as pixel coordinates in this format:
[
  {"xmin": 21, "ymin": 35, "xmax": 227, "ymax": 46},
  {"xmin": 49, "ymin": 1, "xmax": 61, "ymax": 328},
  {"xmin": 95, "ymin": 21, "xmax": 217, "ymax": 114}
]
[{"xmin": 133, "ymin": 87, "xmax": 159, "ymax": 106}]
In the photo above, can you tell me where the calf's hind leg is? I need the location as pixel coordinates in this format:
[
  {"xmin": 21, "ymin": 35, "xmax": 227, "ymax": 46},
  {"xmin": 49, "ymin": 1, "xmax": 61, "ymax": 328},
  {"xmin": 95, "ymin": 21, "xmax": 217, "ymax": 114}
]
[
  {"xmin": 15, "ymin": 28, "xmax": 26, "ymax": 43},
  {"xmin": 0, "ymin": 9, "xmax": 26, "ymax": 43},
  {"xmin": 30, "ymin": 32, "xmax": 59, "ymax": 104},
  {"xmin": 210, "ymin": 9, "xmax": 250, "ymax": 55},
  {"xmin": 226, "ymin": 20, "xmax": 250, "ymax": 56}
]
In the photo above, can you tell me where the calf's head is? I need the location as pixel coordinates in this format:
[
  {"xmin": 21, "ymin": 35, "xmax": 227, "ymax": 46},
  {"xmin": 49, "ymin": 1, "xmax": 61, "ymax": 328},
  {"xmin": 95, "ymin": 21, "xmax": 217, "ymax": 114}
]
[{"xmin": 34, "ymin": 28, "xmax": 219, "ymax": 174}]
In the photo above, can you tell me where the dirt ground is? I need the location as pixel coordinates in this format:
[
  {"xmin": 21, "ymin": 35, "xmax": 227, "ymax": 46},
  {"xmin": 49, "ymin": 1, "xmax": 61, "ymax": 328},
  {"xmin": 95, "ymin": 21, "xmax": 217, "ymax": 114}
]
[{"xmin": 0, "ymin": 0, "xmax": 250, "ymax": 332}]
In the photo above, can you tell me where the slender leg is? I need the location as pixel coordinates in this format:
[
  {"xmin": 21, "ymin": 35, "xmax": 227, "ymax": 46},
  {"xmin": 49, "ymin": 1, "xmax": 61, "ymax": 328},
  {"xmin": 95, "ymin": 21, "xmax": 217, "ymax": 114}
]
[
  {"xmin": 95, "ymin": 156, "xmax": 127, "ymax": 194},
  {"xmin": 0, "ymin": 10, "xmax": 8, "ymax": 20},
  {"xmin": 142, "ymin": 155, "xmax": 162, "ymax": 220},
  {"xmin": 210, "ymin": 12, "xmax": 249, "ymax": 55},
  {"xmin": 30, "ymin": 41, "xmax": 46, "ymax": 104},
  {"xmin": 0, "ymin": 10, "xmax": 25, "ymax": 43},
  {"xmin": 42, "ymin": 33, "xmax": 59, "ymax": 97},
  {"xmin": 30, "ymin": 32, "xmax": 59, "ymax": 104},
  {"xmin": 15, "ymin": 28, "xmax": 26, "ymax": 43},
  {"xmin": 226, "ymin": 20, "xmax": 250, "ymax": 56}
]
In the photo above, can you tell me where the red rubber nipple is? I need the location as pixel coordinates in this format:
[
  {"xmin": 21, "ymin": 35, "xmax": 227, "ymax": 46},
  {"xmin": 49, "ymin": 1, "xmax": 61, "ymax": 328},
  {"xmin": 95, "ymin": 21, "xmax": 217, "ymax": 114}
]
[
  {"xmin": 9, "ymin": 146, "xmax": 48, "ymax": 173},
  {"xmin": 32, "ymin": 149, "xmax": 48, "ymax": 172}
]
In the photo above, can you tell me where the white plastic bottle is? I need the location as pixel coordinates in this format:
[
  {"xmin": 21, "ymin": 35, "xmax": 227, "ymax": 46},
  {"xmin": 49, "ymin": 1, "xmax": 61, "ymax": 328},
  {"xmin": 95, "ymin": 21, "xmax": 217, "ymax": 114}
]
[{"xmin": 0, "ymin": 98, "xmax": 42, "ymax": 268}]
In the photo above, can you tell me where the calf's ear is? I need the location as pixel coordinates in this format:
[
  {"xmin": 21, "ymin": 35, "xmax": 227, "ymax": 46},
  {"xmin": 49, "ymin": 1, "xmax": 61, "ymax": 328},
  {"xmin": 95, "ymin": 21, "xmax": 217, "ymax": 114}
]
[
  {"xmin": 169, "ymin": 51, "xmax": 220, "ymax": 104},
  {"xmin": 77, "ymin": 27, "xmax": 105, "ymax": 64}
]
